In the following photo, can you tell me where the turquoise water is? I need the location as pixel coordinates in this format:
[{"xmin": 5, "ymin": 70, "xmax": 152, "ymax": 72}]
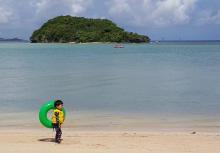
[{"xmin": 1, "ymin": 42, "xmax": 220, "ymax": 120}]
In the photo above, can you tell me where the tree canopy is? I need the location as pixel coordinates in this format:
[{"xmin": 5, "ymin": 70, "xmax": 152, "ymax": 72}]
[{"xmin": 30, "ymin": 16, "xmax": 150, "ymax": 43}]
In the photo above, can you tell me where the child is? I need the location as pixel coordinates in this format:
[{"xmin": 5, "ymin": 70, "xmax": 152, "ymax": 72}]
[{"xmin": 52, "ymin": 100, "xmax": 65, "ymax": 143}]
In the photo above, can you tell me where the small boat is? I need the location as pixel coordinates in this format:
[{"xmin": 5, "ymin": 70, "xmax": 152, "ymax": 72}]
[{"xmin": 114, "ymin": 44, "xmax": 124, "ymax": 48}]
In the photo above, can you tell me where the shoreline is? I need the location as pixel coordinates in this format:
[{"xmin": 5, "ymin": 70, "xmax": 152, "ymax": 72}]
[{"xmin": 1, "ymin": 111, "xmax": 220, "ymax": 133}]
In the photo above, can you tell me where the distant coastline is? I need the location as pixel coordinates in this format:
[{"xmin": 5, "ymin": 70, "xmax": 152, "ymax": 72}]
[
  {"xmin": 0, "ymin": 38, "xmax": 29, "ymax": 43},
  {"xmin": 151, "ymin": 40, "xmax": 220, "ymax": 42},
  {"xmin": 150, "ymin": 40, "xmax": 220, "ymax": 45}
]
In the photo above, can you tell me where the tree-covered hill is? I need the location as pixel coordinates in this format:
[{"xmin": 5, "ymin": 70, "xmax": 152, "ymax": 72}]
[{"xmin": 30, "ymin": 16, "xmax": 150, "ymax": 43}]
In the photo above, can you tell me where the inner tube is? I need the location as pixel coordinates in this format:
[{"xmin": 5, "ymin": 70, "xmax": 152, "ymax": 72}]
[{"xmin": 39, "ymin": 100, "xmax": 66, "ymax": 128}]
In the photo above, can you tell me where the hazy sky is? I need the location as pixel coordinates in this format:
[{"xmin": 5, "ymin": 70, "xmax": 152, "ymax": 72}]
[{"xmin": 0, "ymin": 0, "xmax": 219, "ymax": 40}]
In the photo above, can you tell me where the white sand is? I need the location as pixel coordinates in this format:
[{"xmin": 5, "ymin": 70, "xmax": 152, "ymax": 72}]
[{"xmin": 1, "ymin": 128, "xmax": 220, "ymax": 153}]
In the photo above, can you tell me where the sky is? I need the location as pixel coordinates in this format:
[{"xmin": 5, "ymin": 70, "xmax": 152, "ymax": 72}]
[{"xmin": 0, "ymin": 0, "xmax": 219, "ymax": 40}]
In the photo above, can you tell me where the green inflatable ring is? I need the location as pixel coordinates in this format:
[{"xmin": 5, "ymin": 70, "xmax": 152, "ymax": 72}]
[{"xmin": 39, "ymin": 100, "xmax": 66, "ymax": 128}]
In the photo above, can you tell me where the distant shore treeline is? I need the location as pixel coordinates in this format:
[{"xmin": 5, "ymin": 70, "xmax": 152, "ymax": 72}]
[
  {"xmin": 0, "ymin": 38, "xmax": 28, "ymax": 42},
  {"xmin": 30, "ymin": 16, "xmax": 150, "ymax": 43}
]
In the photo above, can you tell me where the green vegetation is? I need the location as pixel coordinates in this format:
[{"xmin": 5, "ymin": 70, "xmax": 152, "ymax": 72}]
[{"xmin": 30, "ymin": 16, "xmax": 150, "ymax": 43}]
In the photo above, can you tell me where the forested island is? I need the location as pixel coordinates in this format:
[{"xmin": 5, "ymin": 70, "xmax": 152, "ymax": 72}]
[{"xmin": 30, "ymin": 16, "xmax": 150, "ymax": 43}]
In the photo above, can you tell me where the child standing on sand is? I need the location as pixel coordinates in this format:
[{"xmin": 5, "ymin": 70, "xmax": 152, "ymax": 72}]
[{"xmin": 52, "ymin": 100, "xmax": 65, "ymax": 143}]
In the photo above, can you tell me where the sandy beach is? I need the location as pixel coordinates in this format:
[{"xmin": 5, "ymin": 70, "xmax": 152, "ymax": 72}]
[
  {"xmin": 0, "ymin": 127, "xmax": 220, "ymax": 153},
  {"xmin": 1, "ymin": 111, "xmax": 220, "ymax": 153}
]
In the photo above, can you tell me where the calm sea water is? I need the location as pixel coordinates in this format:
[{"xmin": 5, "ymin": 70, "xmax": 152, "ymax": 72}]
[{"xmin": 1, "ymin": 42, "xmax": 220, "ymax": 120}]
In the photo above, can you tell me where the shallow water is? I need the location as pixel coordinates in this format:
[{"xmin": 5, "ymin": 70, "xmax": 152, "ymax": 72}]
[{"xmin": 1, "ymin": 42, "xmax": 220, "ymax": 125}]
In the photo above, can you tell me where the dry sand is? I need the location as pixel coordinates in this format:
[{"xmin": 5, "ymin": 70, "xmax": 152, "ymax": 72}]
[{"xmin": 1, "ymin": 128, "xmax": 220, "ymax": 153}]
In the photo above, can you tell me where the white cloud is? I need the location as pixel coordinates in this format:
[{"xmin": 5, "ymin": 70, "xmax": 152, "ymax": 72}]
[
  {"xmin": 69, "ymin": 0, "xmax": 93, "ymax": 15},
  {"xmin": 0, "ymin": 7, "xmax": 13, "ymax": 24},
  {"xmin": 196, "ymin": 10, "xmax": 220, "ymax": 25},
  {"xmin": 35, "ymin": 0, "xmax": 93, "ymax": 17},
  {"xmin": 107, "ymin": 0, "xmax": 197, "ymax": 27},
  {"xmin": 108, "ymin": 0, "xmax": 131, "ymax": 15}
]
